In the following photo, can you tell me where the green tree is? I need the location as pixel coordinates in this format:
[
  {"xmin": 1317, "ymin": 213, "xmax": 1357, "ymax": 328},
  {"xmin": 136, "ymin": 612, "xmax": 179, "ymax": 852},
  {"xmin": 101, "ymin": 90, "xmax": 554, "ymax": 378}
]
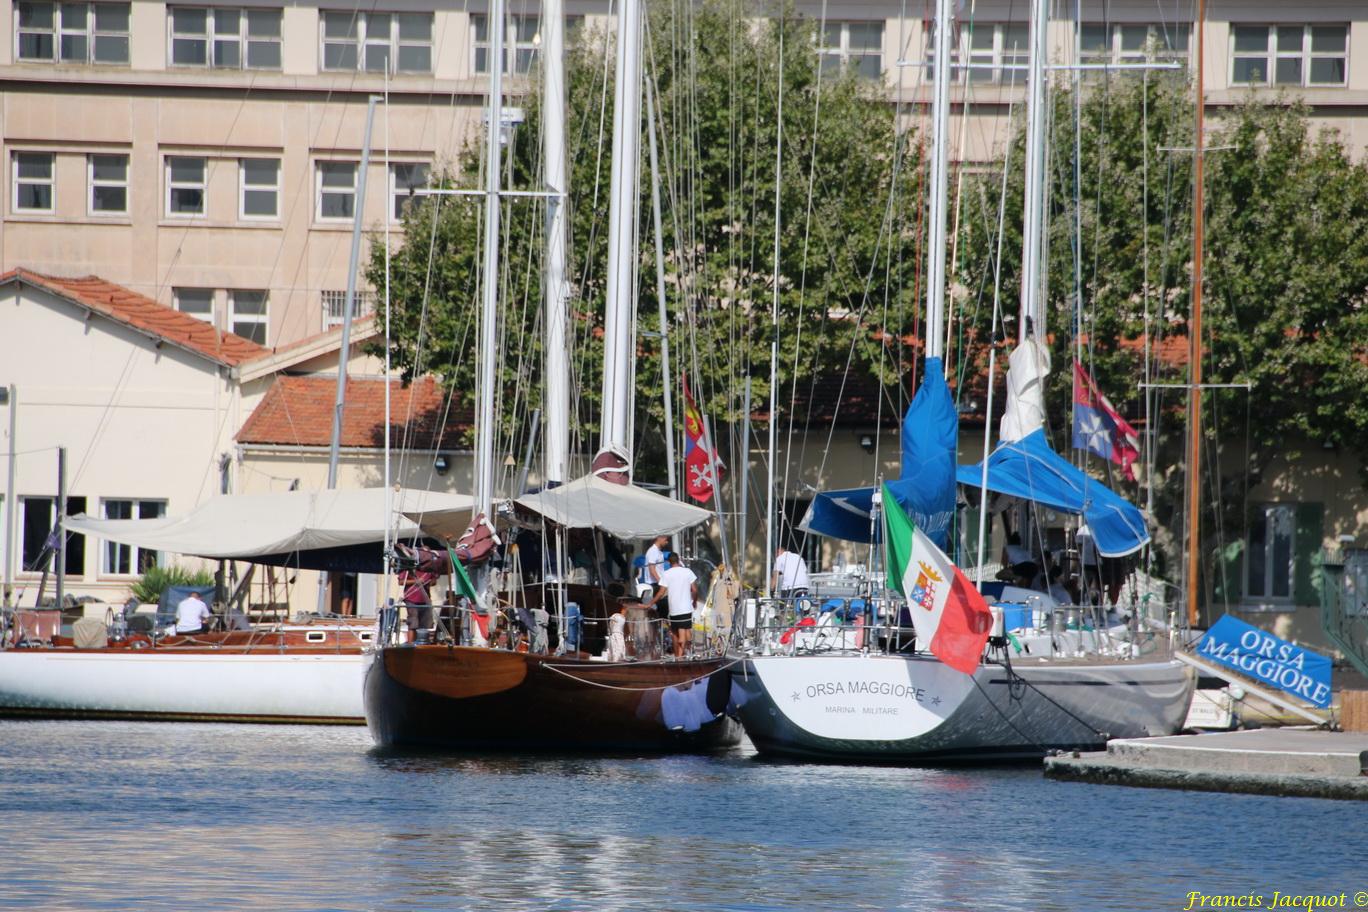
[{"xmin": 366, "ymin": 0, "xmax": 923, "ymax": 476}]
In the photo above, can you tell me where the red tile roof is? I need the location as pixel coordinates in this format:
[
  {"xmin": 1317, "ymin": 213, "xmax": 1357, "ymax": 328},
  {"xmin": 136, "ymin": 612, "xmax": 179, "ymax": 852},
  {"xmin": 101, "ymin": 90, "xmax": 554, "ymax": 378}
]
[
  {"xmin": 3, "ymin": 268, "xmax": 268, "ymax": 367},
  {"xmin": 236, "ymin": 375, "xmax": 472, "ymax": 449}
]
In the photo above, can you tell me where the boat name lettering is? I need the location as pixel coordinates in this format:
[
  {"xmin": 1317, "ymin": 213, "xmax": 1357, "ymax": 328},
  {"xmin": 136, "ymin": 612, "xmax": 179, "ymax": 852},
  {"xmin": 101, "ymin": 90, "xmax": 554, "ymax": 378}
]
[
  {"xmin": 1197, "ymin": 616, "xmax": 1332, "ymax": 709},
  {"xmin": 802, "ymin": 681, "xmax": 927, "ymax": 702}
]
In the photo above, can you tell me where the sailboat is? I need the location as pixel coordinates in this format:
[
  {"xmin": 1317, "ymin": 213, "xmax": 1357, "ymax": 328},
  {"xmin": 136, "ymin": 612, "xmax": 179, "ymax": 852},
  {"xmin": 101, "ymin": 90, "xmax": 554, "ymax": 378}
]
[
  {"xmin": 362, "ymin": 0, "xmax": 740, "ymax": 752},
  {"xmin": 728, "ymin": 0, "xmax": 1193, "ymax": 761}
]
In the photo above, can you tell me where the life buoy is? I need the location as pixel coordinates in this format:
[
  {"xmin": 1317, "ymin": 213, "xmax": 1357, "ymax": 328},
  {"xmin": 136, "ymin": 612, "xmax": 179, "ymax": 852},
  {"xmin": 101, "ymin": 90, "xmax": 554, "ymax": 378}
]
[{"xmin": 779, "ymin": 616, "xmax": 816, "ymax": 645}]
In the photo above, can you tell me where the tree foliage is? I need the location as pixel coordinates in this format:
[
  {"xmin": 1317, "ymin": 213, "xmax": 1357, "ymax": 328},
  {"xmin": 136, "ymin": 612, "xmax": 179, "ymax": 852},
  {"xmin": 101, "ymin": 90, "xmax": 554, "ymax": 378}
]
[{"xmin": 367, "ymin": 0, "xmax": 923, "ymax": 472}]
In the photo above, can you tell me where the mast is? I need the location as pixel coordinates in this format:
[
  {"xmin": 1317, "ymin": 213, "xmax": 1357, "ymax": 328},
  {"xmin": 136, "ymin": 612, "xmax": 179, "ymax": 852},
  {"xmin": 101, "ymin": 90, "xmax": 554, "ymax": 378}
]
[
  {"xmin": 1019, "ymin": 0, "xmax": 1050, "ymax": 342},
  {"xmin": 924, "ymin": 0, "xmax": 952, "ymax": 362},
  {"xmin": 474, "ymin": 0, "xmax": 506, "ymax": 514},
  {"xmin": 1184, "ymin": 0, "xmax": 1206, "ymax": 628},
  {"xmin": 598, "ymin": 0, "xmax": 643, "ymax": 472},
  {"xmin": 646, "ymin": 80, "xmax": 677, "ymax": 504},
  {"xmin": 542, "ymin": 0, "xmax": 570, "ymax": 487},
  {"xmin": 764, "ymin": 23, "xmax": 784, "ymax": 593}
]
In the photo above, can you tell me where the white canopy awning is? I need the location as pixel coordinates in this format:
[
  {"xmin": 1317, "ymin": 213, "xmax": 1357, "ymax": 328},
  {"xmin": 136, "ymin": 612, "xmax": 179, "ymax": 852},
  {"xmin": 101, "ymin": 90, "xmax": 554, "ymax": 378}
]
[
  {"xmin": 65, "ymin": 487, "xmax": 474, "ymax": 563},
  {"xmin": 511, "ymin": 474, "xmax": 712, "ymax": 539}
]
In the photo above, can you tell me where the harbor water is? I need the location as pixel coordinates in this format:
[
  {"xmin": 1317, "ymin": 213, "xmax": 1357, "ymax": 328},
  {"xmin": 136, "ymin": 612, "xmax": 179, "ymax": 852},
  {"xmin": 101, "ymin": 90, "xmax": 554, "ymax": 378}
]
[{"xmin": 1, "ymin": 720, "xmax": 1362, "ymax": 911}]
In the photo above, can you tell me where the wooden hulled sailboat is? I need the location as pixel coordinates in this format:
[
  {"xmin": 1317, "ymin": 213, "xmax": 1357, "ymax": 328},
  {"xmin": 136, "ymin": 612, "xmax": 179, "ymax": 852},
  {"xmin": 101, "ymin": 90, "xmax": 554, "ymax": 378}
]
[{"xmin": 362, "ymin": 0, "xmax": 740, "ymax": 752}]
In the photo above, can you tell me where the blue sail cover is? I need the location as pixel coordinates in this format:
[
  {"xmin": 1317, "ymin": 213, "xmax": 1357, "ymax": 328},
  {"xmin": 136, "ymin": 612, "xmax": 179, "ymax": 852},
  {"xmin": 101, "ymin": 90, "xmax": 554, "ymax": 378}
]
[
  {"xmin": 955, "ymin": 428, "xmax": 1149, "ymax": 558},
  {"xmin": 800, "ymin": 358, "xmax": 958, "ymax": 549}
]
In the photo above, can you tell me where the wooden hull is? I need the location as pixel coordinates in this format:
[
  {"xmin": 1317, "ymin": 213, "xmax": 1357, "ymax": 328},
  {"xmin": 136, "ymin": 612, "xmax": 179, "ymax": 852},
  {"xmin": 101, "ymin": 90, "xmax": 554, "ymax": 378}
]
[
  {"xmin": 364, "ymin": 645, "xmax": 742, "ymax": 752},
  {"xmin": 0, "ymin": 626, "xmax": 370, "ymax": 724}
]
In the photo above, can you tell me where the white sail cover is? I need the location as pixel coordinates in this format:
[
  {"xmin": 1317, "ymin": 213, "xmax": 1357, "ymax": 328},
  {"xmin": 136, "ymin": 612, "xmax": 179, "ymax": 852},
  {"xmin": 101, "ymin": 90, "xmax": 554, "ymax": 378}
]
[
  {"xmin": 999, "ymin": 337, "xmax": 1051, "ymax": 443},
  {"xmin": 511, "ymin": 474, "xmax": 711, "ymax": 539},
  {"xmin": 65, "ymin": 487, "xmax": 474, "ymax": 559}
]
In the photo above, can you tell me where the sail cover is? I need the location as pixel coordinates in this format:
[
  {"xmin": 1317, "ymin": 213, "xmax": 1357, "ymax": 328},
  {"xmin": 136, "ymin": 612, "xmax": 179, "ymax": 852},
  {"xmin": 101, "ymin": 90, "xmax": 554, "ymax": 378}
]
[
  {"xmin": 799, "ymin": 358, "xmax": 958, "ymax": 548},
  {"xmin": 65, "ymin": 487, "xmax": 474, "ymax": 572},
  {"xmin": 955, "ymin": 428, "xmax": 1149, "ymax": 558},
  {"xmin": 510, "ymin": 473, "xmax": 711, "ymax": 539}
]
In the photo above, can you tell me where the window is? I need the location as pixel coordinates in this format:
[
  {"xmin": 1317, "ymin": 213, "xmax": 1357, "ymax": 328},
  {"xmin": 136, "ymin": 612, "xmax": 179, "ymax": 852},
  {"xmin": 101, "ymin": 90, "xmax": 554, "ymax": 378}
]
[
  {"xmin": 230, "ymin": 290, "xmax": 268, "ymax": 343},
  {"xmin": 168, "ymin": 7, "xmax": 281, "ymax": 69},
  {"xmin": 1247, "ymin": 504, "xmax": 1295, "ymax": 600},
  {"xmin": 321, "ymin": 11, "xmax": 431, "ymax": 74},
  {"xmin": 316, "ymin": 161, "xmax": 357, "ymax": 221},
  {"xmin": 12, "ymin": 152, "xmax": 54, "ymax": 212},
  {"xmin": 20, "ymin": 496, "xmax": 85, "ymax": 576},
  {"xmin": 928, "ymin": 22, "xmax": 1026, "ymax": 85},
  {"xmin": 101, "ymin": 499, "xmax": 164, "ymax": 575},
  {"xmin": 389, "ymin": 162, "xmax": 428, "ymax": 219},
  {"xmin": 1079, "ymin": 22, "xmax": 1189, "ymax": 73},
  {"xmin": 175, "ymin": 287, "xmax": 214, "ymax": 322},
  {"xmin": 16, "ymin": 1, "xmax": 129, "ymax": 63},
  {"xmin": 817, "ymin": 20, "xmax": 883, "ymax": 79},
  {"xmin": 88, "ymin": 153, "xmax": 127, "ymax": 214},
  {"xmin": 1231, "ymin": 25, "xmax": 1348, "ymax": 88},
  {"xmin": 472, "ymin": 13, "xmax": 539, "ymax": 75},
  {"xmin": 166, "ymin": 156, "xmax": 206, "ymax": 216},
  {"xmin": 239, "ymin": 158, "xmax": 279, "ymax": 219},
  {"xmin": 321, "ymin": 289, "xmax": 375, "ymax": 329}
]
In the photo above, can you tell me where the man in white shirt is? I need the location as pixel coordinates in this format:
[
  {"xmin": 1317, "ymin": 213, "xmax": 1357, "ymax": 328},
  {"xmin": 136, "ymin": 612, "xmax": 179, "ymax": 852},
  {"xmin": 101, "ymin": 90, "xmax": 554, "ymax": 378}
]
[
  {"xmin": 771, "ymin": 546, "xmax": 810, "ymax": 599},
  {"xmin": 647, "ymin": 553, "xmax": 697, "ymax": 658},
  {"xmin": 643, "ymin": 535, "xmax": 669, "ymax": 595},
  {"xmin": 175, "ymin": 591, "xmax": 211, "ymax": 635}
]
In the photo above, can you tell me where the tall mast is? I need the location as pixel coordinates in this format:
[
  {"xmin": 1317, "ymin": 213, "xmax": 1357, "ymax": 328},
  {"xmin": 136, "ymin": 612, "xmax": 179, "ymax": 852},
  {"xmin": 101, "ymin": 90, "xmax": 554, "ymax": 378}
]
[
  {"xmin": 924, "ymin": 0, "xmax": 952, "ymax": 361},
  {"xmin": 474, "ymin": 0, "xmax": 506, "ymax": 514},
  {"xmin": 1184, "ymin": 0, "xmax": 1206, "ymax": 628},
  {"xmin": 764, "ymin": 24, "xmax": 784, "ymax": 592},
  {"xmin": 1019, "ymin": 0, "xmax": 1050, "ymax": 341},
  {"xmin": 542, "ymin": 0, "xmax": 570, "ymax": 486},
  {"xmin": 598, "ymin": 0, "xmax": 643, "ymax": 471}
]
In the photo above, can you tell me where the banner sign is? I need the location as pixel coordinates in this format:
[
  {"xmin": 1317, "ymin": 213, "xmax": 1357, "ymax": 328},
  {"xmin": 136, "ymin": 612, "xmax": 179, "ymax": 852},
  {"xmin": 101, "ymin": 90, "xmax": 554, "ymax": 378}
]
[{"xmin": 1196, "ymin": 615, "xmax": 1332, "ymax": 708}]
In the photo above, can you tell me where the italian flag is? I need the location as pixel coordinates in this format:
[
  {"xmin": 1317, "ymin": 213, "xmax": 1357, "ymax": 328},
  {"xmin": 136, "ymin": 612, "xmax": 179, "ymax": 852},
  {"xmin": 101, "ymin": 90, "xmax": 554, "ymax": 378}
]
[{"xmin": 882, "ymin": 483, "xmax": 993, "ymax": 675}]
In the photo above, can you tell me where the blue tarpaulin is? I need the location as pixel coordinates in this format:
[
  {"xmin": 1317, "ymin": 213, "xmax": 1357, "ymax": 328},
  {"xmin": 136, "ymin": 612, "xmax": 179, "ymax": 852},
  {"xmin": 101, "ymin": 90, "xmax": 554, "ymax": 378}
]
[
  {"xmin": 955, "ymin": 428, "xmax": 1149, "ymax": 558},
  {"xmin": 800, "ymin": 358, "xmax": 957, "ymax": 548}
]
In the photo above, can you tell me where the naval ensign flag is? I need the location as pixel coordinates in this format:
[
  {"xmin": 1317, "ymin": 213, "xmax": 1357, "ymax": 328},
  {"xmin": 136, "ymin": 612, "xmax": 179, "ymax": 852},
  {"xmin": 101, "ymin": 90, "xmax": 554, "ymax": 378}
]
[{"xmin": 881, "ymin": 483, "xmax": 993, "ymax": 675}]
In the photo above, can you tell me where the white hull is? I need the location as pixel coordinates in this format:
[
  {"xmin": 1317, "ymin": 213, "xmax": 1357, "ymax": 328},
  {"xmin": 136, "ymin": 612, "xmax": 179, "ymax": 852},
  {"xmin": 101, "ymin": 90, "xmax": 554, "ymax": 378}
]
[
  {"xmin": 731, "ymin": 652, "xmax": 1195, "ymax": 762},
  {"xmin": 0, "ymin": 650, "xmax": 365, "ymax": 723}
]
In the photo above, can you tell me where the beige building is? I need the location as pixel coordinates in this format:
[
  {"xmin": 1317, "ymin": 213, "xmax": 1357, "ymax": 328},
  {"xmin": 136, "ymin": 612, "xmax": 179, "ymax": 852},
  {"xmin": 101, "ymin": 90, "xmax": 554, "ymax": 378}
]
[{"xmin": 3, "ymin": 0, "xmax": 1368, "ymax": 349}]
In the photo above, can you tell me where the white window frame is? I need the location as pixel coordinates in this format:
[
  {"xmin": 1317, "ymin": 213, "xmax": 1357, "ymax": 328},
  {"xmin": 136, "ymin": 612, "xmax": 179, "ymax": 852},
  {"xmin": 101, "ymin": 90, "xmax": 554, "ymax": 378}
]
[
  {"xmin": 238, "ymin": 157, "xmax": 279, "ymax": 220},
  {"xmin": 15, "ymin": 1, "xmax": 129, "ymax": 64},
  {"xmin": 87, "ymin": 152, "xmax": 128, "ymax": 216},
  {"xmin": 100, "ymin": 498, "xmax": 166, "ymax": 576},
  {"xmin": 19, "ymin": 495, "xmax": 87, "ymax": 576},
  {"xmin": 315, "ymin": 160, "xmax": 358, "ymax": 222},
  {"xmin": 168, "ymin": 6, "xmax": 282, "ymax": 69},
  {"xmin": 1231, "ymin": 24, "xmax": 1349, "ymax": 88},
  {"xmin": 174, "ymin": 287, "xmax": 215, "ymax": 323},
  {"xmin": 928, "ymin": 22, "xmax": 1026, "ymax": 86},
  {"xmin": 1079, "ymin": 22, "xmax": 1190, "ymax": 70},
  {"xmin": 320, "ymin": 10, "xmax": 431, "ymax": 74},
  {"xmin": 321, "ymin": 289, "xmax": 375, "ymax": 329},
  {"xmin": 229, "ymin": 289, "xmax": 268, "ymax": 343},
  {"xmin": 1246, "ymin": 503, "xmax": 1296, "ymax": 604},
  {"xmin": 389, "ymin": 161, "xmax": 429, "ymax": 220},
  {"xmin": 817, "ymin": 20, "xmax": 884, "ymax": 79},
  {"xmin": 471, "ymin": 12, "xmax": 540, "ymax": 75},
  {"xmin": 165, "ymin": 155, "xmax": 207, "ymax": 217},
  {"xmin": 12, "ymin": 151, "xmax": 55, "ymax": 213}
]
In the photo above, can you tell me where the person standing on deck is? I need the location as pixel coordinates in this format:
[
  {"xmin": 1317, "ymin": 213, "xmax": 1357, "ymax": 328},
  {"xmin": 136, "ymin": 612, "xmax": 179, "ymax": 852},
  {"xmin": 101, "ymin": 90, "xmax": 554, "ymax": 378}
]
[
  {"xmin": 643, "ymin": 535, "xmax": 669, "ymax": 599},
  {"xmin": 647, "ymin": 553, "xmax": 698, "ymax": 658},
  {"xmin": 771, "ymin": 546, "xmax": 810, "ymax": 600}
]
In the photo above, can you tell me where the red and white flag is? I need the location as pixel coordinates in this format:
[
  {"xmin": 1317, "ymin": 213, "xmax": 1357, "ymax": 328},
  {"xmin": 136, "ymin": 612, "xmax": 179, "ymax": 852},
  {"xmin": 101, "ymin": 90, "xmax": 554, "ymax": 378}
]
[
  {"xmin": 882, "ymin": 483, "xmax": 993, "ymax": 675},
  {"xmin": 682, "ymin": 380, "xmax": 723, "ymax": 503}
]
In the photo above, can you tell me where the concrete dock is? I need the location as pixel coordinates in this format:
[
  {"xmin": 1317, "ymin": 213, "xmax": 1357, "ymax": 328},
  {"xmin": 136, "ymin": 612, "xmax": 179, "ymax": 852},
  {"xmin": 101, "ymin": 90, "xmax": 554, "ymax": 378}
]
[{"xmin": 1044, "ymin": 728, "xmax": 1368, "ymax": 801}]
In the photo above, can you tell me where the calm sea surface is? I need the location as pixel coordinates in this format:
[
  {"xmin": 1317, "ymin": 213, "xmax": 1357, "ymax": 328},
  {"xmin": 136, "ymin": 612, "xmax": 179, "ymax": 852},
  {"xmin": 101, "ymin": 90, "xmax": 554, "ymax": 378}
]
[{"xmin": 0, "ymin": 720, "xmax": 1362, "ymax": 912}]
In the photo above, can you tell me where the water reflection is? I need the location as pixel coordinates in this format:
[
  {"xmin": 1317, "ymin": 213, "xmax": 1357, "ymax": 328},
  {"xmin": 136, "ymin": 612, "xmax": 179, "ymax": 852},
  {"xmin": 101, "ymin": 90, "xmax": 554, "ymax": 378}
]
[{"xmin": 0, "ymin": 720, "xmax": 1363, "ymax": 912}]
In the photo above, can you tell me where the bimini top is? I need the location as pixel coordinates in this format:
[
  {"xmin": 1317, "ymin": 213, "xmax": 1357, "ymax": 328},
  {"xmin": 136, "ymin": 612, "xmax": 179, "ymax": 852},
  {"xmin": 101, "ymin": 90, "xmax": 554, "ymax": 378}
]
[
  {"xmin": 511, "ymin": 473, "xmax": 712, "ymax": 539},
  {"xmin": 955, "ymin": 428, "xmax": 1149, "ymax": 558},
  {"xmin": 65, "ymin": 487, "xmax": 473, "ymax": 572}
]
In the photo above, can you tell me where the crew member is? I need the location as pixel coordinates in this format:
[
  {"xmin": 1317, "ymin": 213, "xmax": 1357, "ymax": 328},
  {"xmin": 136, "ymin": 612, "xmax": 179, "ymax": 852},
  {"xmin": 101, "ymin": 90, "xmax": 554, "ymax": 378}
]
[
  {"xmin": 771, "ymin": 545, "xmax": 811, "ymax": 600},
  {"xmin": 647, "ymin": 553, "xmax": 698, "ymax": 658},
  {"xmin": 175, "ymin": 591, "xmax": 211, "ymax": 636}
]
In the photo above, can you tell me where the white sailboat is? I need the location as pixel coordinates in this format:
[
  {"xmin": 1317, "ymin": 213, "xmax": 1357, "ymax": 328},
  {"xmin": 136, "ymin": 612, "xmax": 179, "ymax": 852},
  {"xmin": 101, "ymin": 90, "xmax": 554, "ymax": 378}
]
[{"xmin": 729, "ymin": 0, "xmax": 1194, "ymax": 761}]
